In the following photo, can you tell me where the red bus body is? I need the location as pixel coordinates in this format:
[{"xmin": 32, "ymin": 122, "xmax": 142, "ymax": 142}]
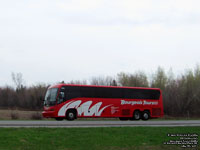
[{"xmin": 42, "ymin": 84, "xmax": 164, "ymax": 120}]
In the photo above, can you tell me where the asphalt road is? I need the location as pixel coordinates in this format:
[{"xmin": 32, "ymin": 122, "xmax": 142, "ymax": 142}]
[{"xmin": 0, "ymin": 120, "xmax": 200, "ymax": 127}]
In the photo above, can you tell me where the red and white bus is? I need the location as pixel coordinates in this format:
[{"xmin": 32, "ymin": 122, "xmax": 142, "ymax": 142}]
[{"xmin": 42, "ymin": 84, "xmax": 164, "ymax": 121}]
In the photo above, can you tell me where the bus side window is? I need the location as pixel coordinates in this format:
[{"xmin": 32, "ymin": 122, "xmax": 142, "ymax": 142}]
[
  {"xmin": 57, "ymin": 87, "xmax": 66, "ymax": 104},
  {"xmin": 57, "ymin": 91, "xmax": 65, "ymax": 104},
  {"xmin": 66, "ymin": 86, "xmax": 81, "ymax": 100}
]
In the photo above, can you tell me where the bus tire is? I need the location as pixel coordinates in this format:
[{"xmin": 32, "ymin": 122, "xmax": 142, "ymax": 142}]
[
  {"xmin": 142, "ymin": 111, "xmax": 150, "ymax": 120},
  {"xmin": 66, "ymin": 110, "xmax": 76, "ymax": 121},
  {"xmin": 133, "ymin": 110, "xmax": 141, "ymax": 120}
]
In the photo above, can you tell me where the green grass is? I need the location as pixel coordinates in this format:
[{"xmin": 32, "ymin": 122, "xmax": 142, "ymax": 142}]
[{"xmin": 0, "ymin": 127, "xmax": 199, "ymax": 150}]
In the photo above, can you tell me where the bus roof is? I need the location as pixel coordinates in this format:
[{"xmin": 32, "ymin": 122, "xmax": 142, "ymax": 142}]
[{"xmin": 49, "ymin": 84, "xmax": 161, "ymax": 91}]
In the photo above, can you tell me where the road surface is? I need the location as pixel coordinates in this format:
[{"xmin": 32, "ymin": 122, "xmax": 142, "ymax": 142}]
[{"xmin": 0, "ymin": 120, "xmax": 200, "ymax": 127}]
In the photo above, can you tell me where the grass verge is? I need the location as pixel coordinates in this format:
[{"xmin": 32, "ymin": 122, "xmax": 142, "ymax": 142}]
[{"xmin": 0, "ymin": 127, "xmax": 199, "ymax": 150}]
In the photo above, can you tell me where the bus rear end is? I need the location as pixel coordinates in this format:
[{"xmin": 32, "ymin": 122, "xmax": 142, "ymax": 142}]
[{"xmin": 150, "ymin": 89, "xmax": 164, "ymax": 118}]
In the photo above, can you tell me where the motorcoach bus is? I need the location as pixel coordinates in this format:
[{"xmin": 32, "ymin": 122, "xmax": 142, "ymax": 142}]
[{"xmin": 42, "ymin": 84, "xmax": 164, "ymax": 121}]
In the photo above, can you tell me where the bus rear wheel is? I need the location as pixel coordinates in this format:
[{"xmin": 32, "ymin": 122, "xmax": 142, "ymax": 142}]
[
  {"xmin": 142, "ymin": 111, "xmax": 150, "ymax": 120},
  {"xmin": 133, "ymin": 110, "xmax": 141, "ymax": 120},
  {"xmin": 66, "ymin": 110, "xmax": 76, "ymax": 121}
]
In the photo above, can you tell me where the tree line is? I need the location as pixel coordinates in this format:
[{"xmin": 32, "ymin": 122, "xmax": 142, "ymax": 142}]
[{"xmin": 0, "ymin": 66, "xmax": 200, "ymax": 117}]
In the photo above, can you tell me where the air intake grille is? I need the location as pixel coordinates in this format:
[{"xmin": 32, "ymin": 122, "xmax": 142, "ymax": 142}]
[{"xmin": 122, "ymin": 109, "xmax": 130, "ymax": 116}]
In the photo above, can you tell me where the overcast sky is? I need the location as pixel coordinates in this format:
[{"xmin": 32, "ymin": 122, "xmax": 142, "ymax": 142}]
[{"xmin": 0, "ymin": 0, "xmax": 200, "ymax": 86}]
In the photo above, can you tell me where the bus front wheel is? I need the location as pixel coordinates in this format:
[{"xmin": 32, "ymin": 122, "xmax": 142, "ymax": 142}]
[{"xmin": 66, "ymin": 110, "xmax": 76, "ymax": 121}]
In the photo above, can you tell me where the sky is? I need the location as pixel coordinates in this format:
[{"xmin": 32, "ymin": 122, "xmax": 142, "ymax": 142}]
[{"xmin": 0, "ymin": 0, "xmax": 200, "ymax": 86}]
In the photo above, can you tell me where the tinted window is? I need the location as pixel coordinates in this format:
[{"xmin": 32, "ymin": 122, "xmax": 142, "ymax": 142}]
[
  {"xmin": 65, "ymin": 86, "xmax": 81, "ymax": 100},
  {"xmin": 124, "ymin": 89, "xmax": 160, "ymax": 100},
  {"xmin": 57, "ymin": 86, "xmax": 66, "ymax": 104},
  {"xmin": 80, "ymin": 87, "xmax": 95, "ymax": 97},
  {"xmin": 63, "ymin": 86, "xmax": 160, "ymax": 100},
  {"xmin": 94, "ymin": 87, "xmax": 108, "ymax": 98}
]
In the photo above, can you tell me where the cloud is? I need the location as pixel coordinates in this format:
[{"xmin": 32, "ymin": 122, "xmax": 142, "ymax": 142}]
[
  {"xmin": 0, "ymin": 0, "xmax": 200, "ymax": 86},
  {"xmin": 54, "ymin": 0, "xmax": 200, "ymax": 26},
  {"xmin": 57, "ymin": 0, "xmax": 103, "ymax": 12},
  {"xmin": 1, "ymin": 0, "xmax": 200, "ymax": 27}
]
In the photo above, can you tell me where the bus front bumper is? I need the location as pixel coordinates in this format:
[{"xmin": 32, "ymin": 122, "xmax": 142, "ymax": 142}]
[{"xmin": 42, "ymin": 111, "xmax": 56, "ymax": 118}]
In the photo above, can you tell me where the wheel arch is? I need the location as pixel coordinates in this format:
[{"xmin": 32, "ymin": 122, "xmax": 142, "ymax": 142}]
[
  {"xmin": 143, "ymin": 109, "xmax": 151, "ymax": 116},
  {"xmin": 132, "ymin": 109, "xmax": 141, "ymax": 115}
]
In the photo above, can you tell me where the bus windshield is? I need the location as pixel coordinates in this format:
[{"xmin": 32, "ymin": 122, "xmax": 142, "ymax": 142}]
[{"xmin": 44, "ymin": 88, "xmax": 58, "ymax": 106}]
